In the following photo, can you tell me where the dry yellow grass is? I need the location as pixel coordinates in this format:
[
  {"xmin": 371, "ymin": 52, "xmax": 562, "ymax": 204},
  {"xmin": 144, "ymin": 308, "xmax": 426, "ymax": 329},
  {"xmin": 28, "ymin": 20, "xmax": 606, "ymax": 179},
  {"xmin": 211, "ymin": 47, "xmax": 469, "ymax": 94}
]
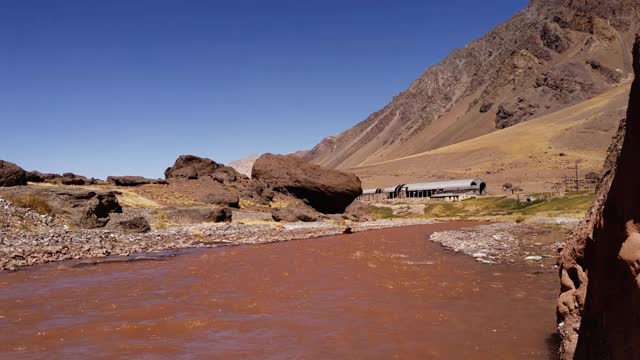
[
  {"xmin": 352, "ymin": 84, "xmax": 631, "ymax": 192},
  {"xmin": 115, "ymin": 190, "xmax": 162, "ymax": 209},
  {"xmin": 150, "ymin": 210, "xmax": 176, "ymax": 230},
  {"xmin": 3, "ymin": 193, "xmax": 52, "ymax": 215}
]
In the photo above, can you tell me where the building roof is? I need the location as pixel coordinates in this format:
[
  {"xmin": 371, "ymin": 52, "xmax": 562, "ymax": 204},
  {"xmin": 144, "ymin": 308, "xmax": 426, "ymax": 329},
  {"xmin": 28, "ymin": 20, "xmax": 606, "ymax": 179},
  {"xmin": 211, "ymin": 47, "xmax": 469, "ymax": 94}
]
[
  {"xmin": 404, "ymin": 179, "xmax": 485, "ymax": 192},
  {"xmin": 362, "ymin": 189, "xmax": 379, "ymax": 195},
  {"xmin": 381, "ymin": 186, "xmax": 399, "ymax": 193}
]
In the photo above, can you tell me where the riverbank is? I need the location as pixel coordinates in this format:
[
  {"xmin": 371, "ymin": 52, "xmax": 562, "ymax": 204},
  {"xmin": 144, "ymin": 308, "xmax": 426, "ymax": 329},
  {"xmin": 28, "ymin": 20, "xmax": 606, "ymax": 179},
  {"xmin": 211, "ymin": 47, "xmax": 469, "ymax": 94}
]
[{"xmin": 0, "ymin": 208, "xmax": 436, "ymax": 271}]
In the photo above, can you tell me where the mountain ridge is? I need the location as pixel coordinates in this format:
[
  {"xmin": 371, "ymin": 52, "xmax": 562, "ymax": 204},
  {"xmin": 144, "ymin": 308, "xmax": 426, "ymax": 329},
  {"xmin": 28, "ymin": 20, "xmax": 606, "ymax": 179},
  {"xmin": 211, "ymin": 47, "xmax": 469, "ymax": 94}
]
[{"xmin": 303, "ymin": 0, "xmax": 639, "ymax": 170}]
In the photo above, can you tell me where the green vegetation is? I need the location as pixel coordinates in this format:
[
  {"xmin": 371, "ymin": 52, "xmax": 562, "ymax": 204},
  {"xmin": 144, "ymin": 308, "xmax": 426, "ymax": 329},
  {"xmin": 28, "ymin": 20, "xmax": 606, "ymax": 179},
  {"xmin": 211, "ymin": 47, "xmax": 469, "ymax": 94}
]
[
  {"xmin": 422, "ymin": 192, "xmax": 594, "ymax": 220},
  {"xmin": 367, "ymin": 192, "xmax": 594, "ymax": 221},
  {"xmin": 367, "ymin": 205, "xmax": 396, "ymax": 220}
]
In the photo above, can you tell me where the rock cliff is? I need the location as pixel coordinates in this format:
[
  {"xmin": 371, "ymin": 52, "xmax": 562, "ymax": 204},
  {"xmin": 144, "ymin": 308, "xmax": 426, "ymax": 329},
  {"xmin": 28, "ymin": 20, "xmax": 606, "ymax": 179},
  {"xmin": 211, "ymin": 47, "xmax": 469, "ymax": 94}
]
[{"xmin": 557, "ymin": 33, "xmax": 640, "ymax": 360}]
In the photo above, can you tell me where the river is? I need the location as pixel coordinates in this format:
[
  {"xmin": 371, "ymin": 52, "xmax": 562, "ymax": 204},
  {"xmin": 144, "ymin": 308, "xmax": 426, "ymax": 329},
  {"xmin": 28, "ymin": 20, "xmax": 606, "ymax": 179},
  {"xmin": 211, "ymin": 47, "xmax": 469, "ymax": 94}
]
[{"xmin": 0, "ymin": 222, "xmax": 559, "ymax": 359}]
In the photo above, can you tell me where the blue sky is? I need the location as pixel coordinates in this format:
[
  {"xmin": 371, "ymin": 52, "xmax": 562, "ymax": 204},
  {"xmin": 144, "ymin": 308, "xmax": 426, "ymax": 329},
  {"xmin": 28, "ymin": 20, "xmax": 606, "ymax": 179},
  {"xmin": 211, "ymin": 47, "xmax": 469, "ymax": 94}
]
[{"xmin": 0, "ymin": 0, "xmax": 528, "ymax": 179}]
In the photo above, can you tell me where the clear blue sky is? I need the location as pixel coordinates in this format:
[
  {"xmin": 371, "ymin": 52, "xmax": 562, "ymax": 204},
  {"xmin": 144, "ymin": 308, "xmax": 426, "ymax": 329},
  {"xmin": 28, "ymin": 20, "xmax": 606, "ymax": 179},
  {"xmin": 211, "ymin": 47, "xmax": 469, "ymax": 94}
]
[{"xmin": 0, "ymin": 0, "xmax": 528, "ymax": 179}]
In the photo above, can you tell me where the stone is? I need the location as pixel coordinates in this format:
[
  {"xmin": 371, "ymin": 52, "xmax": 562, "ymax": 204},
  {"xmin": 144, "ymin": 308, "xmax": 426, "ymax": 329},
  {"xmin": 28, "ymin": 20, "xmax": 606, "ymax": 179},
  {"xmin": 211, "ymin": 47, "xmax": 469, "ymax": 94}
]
[
  {"xmin": 163, "ymin": 207, "xmax": 232, "ymax": 224},
  {"xmin": 0, "ymin": 160, "xmax": 27, "ymax": 187},
  {"xmin": 202, "ymin": 192, "xmax": 240, "ymax": 208},
  {"xmin": 271, "ymin": 207, "xmax": 319, "ymax": 223},
  {"xmin": 107, "ymin": 176, "xmax": 168, "ymax": 187},
  {"xmin": 557, "ymin": 34, "xmax": 640, "ymax": 360},
  {"xmin": 252, "ymin": 154, "xmax": 362, "ymax": 214},
  {"xmin": 164, "ymin": 155, "xmax": 246, "ymax": 182},
  {"xmin": 115, "ymin": 217, "xmax": 151, "ymax": 233}
]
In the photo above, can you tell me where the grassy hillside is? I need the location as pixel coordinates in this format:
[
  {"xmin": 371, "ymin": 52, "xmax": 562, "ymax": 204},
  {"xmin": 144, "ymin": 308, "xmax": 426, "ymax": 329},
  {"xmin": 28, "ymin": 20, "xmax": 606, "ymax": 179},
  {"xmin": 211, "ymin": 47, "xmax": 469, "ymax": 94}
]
[
  {"xmin": 352, "ymin": 84, "xmax": 630, "ymax": 193},
  {"xmin": 369, "ymin": 192, "xmax": 594, "ymax": 221}
]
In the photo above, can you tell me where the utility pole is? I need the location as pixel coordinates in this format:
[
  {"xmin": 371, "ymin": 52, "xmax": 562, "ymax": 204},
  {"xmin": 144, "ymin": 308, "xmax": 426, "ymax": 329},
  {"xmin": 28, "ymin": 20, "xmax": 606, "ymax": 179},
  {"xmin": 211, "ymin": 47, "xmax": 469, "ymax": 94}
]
[{"xmin": 575, "ymin": 160, "xmax": 580, "ymax": 192}]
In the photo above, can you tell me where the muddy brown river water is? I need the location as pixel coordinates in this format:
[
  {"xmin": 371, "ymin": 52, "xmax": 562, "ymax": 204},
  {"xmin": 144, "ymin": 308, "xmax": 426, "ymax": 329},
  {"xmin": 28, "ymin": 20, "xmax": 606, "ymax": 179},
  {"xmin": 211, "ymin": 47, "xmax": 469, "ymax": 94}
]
[{"xmin": 0, "ymin": 222, "xmax": 559, "ymax": 359}]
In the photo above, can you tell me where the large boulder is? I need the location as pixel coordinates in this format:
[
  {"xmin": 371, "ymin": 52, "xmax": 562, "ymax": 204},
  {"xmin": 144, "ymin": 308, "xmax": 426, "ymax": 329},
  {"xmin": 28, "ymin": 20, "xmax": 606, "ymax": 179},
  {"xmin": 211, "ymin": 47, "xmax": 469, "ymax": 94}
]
[
  {"xmin": 251, "ymin": 154, "xmax": 362, "ymax": 214},
  {"xmin": 26, "ymin": 171, "xmax": 59, "ymax": 183},
  {"xmin": 165, "ymin": 155, "xmax": 246, "ymax": 182},
  {"xmin": 0, "ymin": 160, "xmax": 27, "ymax": 187},
  {"xmin": 271, "ymin": 206, "xmax": 319, "ymax": 223},
  {"xmin": 202, "ymin": 192, "xmax": 240, "ymax": 208},
  {"xmin": 162, "ymin": 206, "xmax": 232, "ymax": 224},
  {"xmin": 557, "ymin": 34, "xmax": 640, "ymax": 359},
  {"xmin": 44, "ymin": 189, "xmax": 122, "ymax": 228},
  {"xmin": 107, "ymin": 176, "xmax": 168, "ymax": 187},
  {"xmin": 45, "ymin": 172, "xmax": 95, "ymax": 186},
  {"xmin": 0, "ymin": 187, "xmax": 122, "ymax": 228},
  {"xmin": 114, "ymin": 216, "xmax": 151, "ymax": 233}
]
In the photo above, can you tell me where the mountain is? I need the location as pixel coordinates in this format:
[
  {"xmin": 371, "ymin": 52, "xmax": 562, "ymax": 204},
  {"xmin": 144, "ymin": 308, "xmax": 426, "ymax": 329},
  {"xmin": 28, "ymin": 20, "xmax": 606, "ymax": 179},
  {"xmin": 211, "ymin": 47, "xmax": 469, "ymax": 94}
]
[
  {"xmin": 352, "ymin": 83, "xmax": 630, "ymax": 192},
  {"xmin": 228, "ymin": 154, "xmax": 260, "ymax": 177},
  {"xmin": 303, "ymin": 0, "xmax": 640, "ymax": 171}
]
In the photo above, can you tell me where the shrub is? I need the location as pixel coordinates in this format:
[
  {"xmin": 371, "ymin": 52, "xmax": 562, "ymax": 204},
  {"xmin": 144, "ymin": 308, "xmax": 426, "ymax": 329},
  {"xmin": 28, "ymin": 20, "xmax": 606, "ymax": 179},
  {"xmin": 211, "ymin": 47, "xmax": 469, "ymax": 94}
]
[{"xmin": 4, "ymin": 193, "xmax": 52, "ymax": 215}]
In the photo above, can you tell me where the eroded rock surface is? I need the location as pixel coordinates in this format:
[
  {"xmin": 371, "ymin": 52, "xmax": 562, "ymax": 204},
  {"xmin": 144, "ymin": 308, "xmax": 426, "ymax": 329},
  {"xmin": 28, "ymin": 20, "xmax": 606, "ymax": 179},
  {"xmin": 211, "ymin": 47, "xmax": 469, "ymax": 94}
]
[
  {"xmin": 557, "ymin": 34, "xmax": 640, "ymax": 359},
  {"xmin": 252, "ymin": 154, "xmax": 362, "ymax": 214},
  {"xmin": 0, "ymin": 160, "xmax": 27, "ymax": 187},
  {"xmin": 0, "ymin": 187, "xmax": 122, "ymax": 229},
  {"xmin": 107, "ymin": 176, "xmax": 168, "ymax": 187},
  {"xmin": 165, "ymin": 155, "xmax": 246, "ymax": 183}
]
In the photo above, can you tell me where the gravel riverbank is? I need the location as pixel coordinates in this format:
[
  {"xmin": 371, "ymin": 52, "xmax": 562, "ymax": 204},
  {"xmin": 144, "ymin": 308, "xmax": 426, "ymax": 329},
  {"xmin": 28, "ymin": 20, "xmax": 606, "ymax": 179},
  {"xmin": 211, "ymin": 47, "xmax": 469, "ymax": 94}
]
[
  {"xmin": 1, "ymin": 196, "xmax": 435, "ymax": 271},
  {"xmin": 429, "ymin": 222, "xmax": 566, "ymax": 267}
]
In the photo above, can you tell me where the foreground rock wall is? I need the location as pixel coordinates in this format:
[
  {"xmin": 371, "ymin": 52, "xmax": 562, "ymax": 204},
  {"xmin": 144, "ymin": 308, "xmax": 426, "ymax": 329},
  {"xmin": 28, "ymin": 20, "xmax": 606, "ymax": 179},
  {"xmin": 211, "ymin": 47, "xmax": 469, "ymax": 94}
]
[{"xmin": 558, "ymin": 34, "xmax": 640, "ymax": 359}]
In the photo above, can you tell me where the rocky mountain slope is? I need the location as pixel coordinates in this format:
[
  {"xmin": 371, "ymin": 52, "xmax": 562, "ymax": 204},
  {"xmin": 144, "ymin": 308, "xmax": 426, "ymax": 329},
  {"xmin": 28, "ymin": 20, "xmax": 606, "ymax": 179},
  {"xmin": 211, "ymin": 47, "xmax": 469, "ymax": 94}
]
[
  {"xmin": 351, "ymin": 83, "xmax": 630, "ymax": 192},
  {"xmin": 228, "ymin": 154, "xmax": 259, "ymax": 177},
  {"xmin": 557, "ymin": 33, "xmax": 640, "ymax": 360},
  {"xmin": 303, "ymin": 0, "xmax": 640, "ymax": 170}
]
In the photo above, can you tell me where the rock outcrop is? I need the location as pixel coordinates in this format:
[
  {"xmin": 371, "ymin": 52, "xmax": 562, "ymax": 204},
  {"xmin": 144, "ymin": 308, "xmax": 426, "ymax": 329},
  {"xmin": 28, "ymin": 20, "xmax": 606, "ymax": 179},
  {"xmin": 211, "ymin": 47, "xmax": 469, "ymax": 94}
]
[
  {"xmin": 107, "ymin": 176, "xmax": 168, "ymax": 187},
  {"xmin": 0, "ymin": 187, "xmax": 122, "ymax": 228},
  {"xmin": 201, "ymin": 192, "xmax": 240, "ymax": 208},
  {"xmin": 557, "ymin": 34, "xmax": 640, "ymax": 359},
  {"xmin": 271, "ymin": 206, "xmax": 319, "ymax": 223},
  {"xmin": 0, "ymin": 161, "xmax": 27, "ymax": 187},
  {"xmin": 45, "ymin": 173, "xmax": 96, "ymax": 186},
  {"xmin": 165, "ymin": 155, "xmax": 246, "ymax": 183},
  {"xmin": 163, "ymin": 207, "xmax": 232, "ymax": 224},
  {"xmin": 252, "ymin": 154, "xmax": 362, "ymax": 214},
  {"xmin": 114, "ymin": 217, "xmax": 151, "ymax": 233}
]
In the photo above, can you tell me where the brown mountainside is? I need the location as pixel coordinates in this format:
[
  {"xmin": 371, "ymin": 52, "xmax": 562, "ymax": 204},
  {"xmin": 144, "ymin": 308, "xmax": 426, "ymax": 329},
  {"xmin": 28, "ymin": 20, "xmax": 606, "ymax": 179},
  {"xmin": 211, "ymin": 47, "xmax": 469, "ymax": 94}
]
[{"xmin": 303, "ymin": 0, "xmax": 640, "ymax": 170}]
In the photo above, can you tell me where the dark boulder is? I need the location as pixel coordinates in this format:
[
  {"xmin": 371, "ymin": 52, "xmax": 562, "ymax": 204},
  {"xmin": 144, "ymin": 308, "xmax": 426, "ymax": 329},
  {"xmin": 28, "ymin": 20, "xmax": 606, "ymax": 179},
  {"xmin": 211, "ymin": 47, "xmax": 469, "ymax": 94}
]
[
  {"xmin": 45, "ymin": 189, "xmax": 122, "ymax": 228},
  {"xmin": 0, "ymin": 161, "xmax": 27, "ymax": 187},
  {"xmin": 251, "ymin": 154, "xmax": 362, "ymax": 214},
  {"xmin": 115, "ymin": 217, "xmax": 151, "ymax": 233},
  {"xmin": 0, "ymin": 187, "xmax": 122, "ymax": 228},
  {"xmin": 26, "ymin": 171, "xmax": 44, "ymax": 183},
  {"xmin": 164, "ymin": 155, "xmax": 247, "ymax": 183},
  {"xmin": 541, "ymin": 22, "xmax": 569, "ymax": 53},
  {"xmin": 26, "ymin": 171, "xmax": 60, "ymax": 183},
  {"xmin": 202, "ymin": 192, "xmax": 240, "ymax": 208},
  {"xmin": 45, "ymin": 173, "xmax": 95, "ymax": 186},
  {"xmin": 163, "ymin": 206, "xmax": 232, "ymax": 224},
  {"xmin": 0, "ymin": 160, "xmax": 27, "ymax": 187},
  {"xmin": 271, "ymin": 206, "xmax": 319, "ymax": 223},
  {"xmin": 107, "ymin": 176, "xmax": 168, "ymax": 187},
  {"xmin": 210, "ymin": 167, "xmax": 241, "ymax": 183}
]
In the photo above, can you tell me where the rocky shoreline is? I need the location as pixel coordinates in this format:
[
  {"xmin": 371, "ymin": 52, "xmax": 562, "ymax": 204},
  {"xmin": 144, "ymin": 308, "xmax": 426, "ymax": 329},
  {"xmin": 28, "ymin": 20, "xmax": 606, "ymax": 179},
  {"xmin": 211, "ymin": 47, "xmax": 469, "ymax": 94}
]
[
  {"xmin": 1, "ymin": 195, "xmax": 435, "ymax": 271},
  {"xmin": 429, "ymin": 222, "xmax": 570, "ymax": 268}
]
